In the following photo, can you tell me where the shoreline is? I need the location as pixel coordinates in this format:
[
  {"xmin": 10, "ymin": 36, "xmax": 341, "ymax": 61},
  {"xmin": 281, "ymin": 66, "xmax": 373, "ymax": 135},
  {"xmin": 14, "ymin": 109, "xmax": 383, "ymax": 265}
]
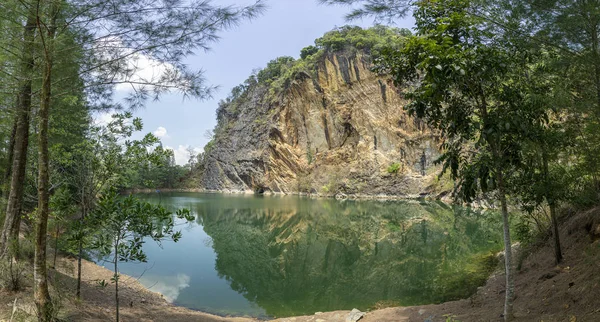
[
  {"xmin": 122, "ymin": 187, "xmax": 448, "ymax": 201},
  {"xmin": 122, "ymin": 187, "xmax": 497, "ymax": 209}
]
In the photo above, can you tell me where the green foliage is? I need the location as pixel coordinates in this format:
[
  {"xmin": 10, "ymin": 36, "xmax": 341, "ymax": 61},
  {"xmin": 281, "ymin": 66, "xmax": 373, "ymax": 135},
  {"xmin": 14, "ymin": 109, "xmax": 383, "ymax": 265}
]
[
  {"xmin": 444, "ymin": 314, "xmax": 462, "ymax": 322},
  {"xmin": 513, "ymin": 218, "xmax": 534, "ymax": 245},
  {"xmin": 257, "ymin": 56, "xmax": 296, "ymax": 84},
  {"xmin": 91, "ymin": 190, "xmax": 194, "ymax": 263},
  {"xmin": 431, "ymin": 171, "xmax": 455, "ymax": 194},
  {"xmin": 0, "ymin": 241, "xmax": 28, "ymax": 292},
  {"xmin": 204, "ymin": 139, "xmax": 215, "ymax": 154},
  {"xmin": 319, "ymin": 0, "xmax": 413, "ymax": 23},
  {"xmin": 300, "ymin": 45, "xmax": 319, "ymax": 59},
  {"xmin": 97, "ymin": 279, "xmax": 109, "ymax": 288},
  {"xmin": 387, "ymin": 162, "xmax": 401, "ymax": 174},
  {"xmin": 89, "ymin": 190, "xmax": 194, "ymax": 321},
  {"xmin": 314, "ymin": 25, "xmax": 409, "ymax": 54},
  {"xmin": 379, "ymin": 0, "xmax": 548, "ymax": 204}
]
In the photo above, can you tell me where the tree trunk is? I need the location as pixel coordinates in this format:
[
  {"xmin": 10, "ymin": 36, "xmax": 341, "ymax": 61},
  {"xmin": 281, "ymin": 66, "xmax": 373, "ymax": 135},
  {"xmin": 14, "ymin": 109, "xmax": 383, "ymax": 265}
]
[
  {"xmin": 114, "ymin": 243, "xmax": 120, "ymax": 322},
  {"xmin": 76, "ymin": 240, "xmax": 83, "ymax": 300},
  {"xmin": 52, "ymin": 224, "xmax": 59, "ymax": 268},
  {"xmin": 542, "ymin": 149, "xmax": 563, "ymax": 264},
  {"xmin": 0, "ymin": 7, "xmax": 36, "ymax": 259},
  {"xmin": 549, "ymin": 202, "xmax": 563, "ymax": 264},
  {"xmin": 591, "ymin": 22, "xmax": 600, "ymax": 116},
  {"xmin": 2, "ymin": 121, "xmax": 17, "ymax": 197},
  {"xmin": 497, "ymin": 169, "xmax": 515, "ymax": 321},
  {"xmin": 34, "ymin": 1, "xmax": 60, "ymax": 320},
  {"xmin": 76, "ymin": 196, "xmax": 87, "ymax": 300}
]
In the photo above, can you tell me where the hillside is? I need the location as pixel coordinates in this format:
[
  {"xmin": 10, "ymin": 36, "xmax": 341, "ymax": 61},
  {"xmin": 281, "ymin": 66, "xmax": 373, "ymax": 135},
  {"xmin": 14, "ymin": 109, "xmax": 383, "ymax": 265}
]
[{"xmin": 201, "ymin": 26, "xmax": 442, "ymax": 196}]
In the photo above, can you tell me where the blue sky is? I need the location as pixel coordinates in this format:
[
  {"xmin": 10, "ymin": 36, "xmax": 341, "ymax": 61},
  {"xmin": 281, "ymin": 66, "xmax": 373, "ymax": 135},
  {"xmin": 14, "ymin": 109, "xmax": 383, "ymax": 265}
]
[{"xmin": 108, "ymin": 1, "xmax": 414, "ymax": 165}]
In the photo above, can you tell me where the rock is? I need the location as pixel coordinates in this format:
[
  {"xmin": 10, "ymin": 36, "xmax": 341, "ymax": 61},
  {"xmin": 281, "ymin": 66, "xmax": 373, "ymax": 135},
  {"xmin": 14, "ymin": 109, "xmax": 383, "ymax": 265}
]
[
  {"xmin": 418, "ymin": 309, "xmax": 426, "ymax": 315},
  {"xmin": 346, "ymin": 308, "xmax": 365, "ymax": 322},
  {"xmin": 140, "ymin": 298, "xmax": 147, "ymax": 304},
  {"xmin": 335, "ymin": 193, "xmax": 348, "ymax": 200},
  {"xmin": 201, "ymin": 45, "xmax": 438, "ymax": 197}
]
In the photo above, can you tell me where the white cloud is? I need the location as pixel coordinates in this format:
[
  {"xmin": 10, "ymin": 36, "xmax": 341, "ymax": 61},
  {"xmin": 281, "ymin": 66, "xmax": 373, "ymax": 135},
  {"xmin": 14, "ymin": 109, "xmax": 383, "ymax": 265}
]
[
  {"xmin": 114, "ymin": 53, "xmax": 174, "ymax": 92},
  {"xmin": 153, "ymin": 126, "xmax": 169, "ymax": 138},
  {"xmin": 93, "ymin": 36, "xmax": 176, "ymax": 93},
  {"xmin": 140, "ymin": 273, "xmax": 191, "ymax": 303},
  {"xmin": 166, "ymin": 145, "xmax": 203, "ymax": 166},
  {"xmin": 93, "ymin": 111, "xmax": 114, "ymax": 125}
]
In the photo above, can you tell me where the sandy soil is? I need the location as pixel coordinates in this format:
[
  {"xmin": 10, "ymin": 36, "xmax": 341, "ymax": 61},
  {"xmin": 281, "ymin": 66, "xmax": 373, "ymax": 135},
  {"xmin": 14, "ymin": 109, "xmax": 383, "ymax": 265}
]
[{"xmin": 1, "ymin": 206, "xmax": 599, "ymax": 322}]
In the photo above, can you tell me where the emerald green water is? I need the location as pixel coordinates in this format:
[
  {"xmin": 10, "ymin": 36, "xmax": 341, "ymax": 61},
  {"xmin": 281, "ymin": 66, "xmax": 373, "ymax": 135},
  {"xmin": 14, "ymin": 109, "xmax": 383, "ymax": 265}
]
[{"xmin": 113, "ymin": 192, "xmax": 502, "ymax": 319}]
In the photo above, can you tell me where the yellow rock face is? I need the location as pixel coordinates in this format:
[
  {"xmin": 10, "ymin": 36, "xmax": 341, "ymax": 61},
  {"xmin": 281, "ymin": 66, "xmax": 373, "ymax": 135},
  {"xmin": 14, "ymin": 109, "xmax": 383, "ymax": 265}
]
[{"xmin": 203, "ymin": 51, "xmax": 439, "ymax": 196}]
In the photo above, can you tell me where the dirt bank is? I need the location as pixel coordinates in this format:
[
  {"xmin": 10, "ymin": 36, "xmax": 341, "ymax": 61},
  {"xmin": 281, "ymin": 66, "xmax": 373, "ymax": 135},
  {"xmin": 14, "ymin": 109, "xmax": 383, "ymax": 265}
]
[{"xmin": 2, "ymin": 206, "xmax": 598, "ymax": 322}]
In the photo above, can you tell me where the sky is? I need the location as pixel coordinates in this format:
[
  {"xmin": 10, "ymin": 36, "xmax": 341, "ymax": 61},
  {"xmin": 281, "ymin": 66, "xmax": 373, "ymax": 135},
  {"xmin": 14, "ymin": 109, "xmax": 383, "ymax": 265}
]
[{"xmin": 101, "ymin": 1, "xmax": 415, "ymax": 165}]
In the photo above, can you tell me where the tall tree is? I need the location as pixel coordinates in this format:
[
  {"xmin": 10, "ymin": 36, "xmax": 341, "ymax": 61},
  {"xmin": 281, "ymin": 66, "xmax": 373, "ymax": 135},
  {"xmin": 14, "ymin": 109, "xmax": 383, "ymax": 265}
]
[
  {"xmin": 6, "ymin": 1, "xmax": 265, "ymax": 320},
  {"xmin": 91, "ymin": 191, "xmax": 193, "ymax": 322},
  {"xmin": 0, "ymin": 1, "xmax": 37, "ymax": 259},
  {"xmin": 330, "ymin": 0, "xmax": 551, "ymax": 319},
  {"xmin": 34, "ymin": 0, "xmax": 61, "ymax": 318},
  {"xmin": 523, "ymin": 0, "xmax": 600, "ymax": 192}
]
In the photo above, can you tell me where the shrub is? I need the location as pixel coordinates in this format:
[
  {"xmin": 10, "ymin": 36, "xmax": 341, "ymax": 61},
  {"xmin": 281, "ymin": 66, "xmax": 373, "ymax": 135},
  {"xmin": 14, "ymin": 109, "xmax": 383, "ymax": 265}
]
[
  {"xmin": 300, "ymin": 45, "xmax": 319, "ymax": 59},
  {"xmin": 0, "ymin": 259, "xmax": 26, "ymax": 291},
  {"xmin": 387, "ymin": 162, "xmax": 401, "ymax": 174}
]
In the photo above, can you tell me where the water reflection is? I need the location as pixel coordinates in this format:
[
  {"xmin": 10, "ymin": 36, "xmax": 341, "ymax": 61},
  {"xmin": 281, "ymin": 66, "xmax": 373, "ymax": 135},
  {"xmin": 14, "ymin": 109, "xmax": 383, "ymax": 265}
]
[
  {"xmin": 141, "ymin": 273, "xmax": 191, "ymax": 302},
  {"xmin": 130, "ymin": 193, "xmax": 502, "ymax": 318}
]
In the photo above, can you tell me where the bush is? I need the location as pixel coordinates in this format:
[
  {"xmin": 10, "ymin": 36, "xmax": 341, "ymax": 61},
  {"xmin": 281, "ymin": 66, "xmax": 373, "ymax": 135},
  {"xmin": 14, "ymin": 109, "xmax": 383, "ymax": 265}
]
[
  {"xmin": 314, "ymin": 25, "xmax": 409, "ymax": 53},
  {"xmin": 257, "ymin": 56, "xmax": 295, "ymax": 84},
  {"xmin": 513, "ymin": 218, "xmax": 534, "ymax": 245},
  {"xmin": 0, "ymin": 259, "xmax": 26, "ymax": 291},
  {"xmin": 300, "ymin": 45, "xmax": 319, "ymax": 59},
  {"xmin": 296, "ymin": 174, "xmax": 314, "ymax": 193},
  {"xmin": 387, "ymin": 162, "xmax": 402, "ymax": 174}
]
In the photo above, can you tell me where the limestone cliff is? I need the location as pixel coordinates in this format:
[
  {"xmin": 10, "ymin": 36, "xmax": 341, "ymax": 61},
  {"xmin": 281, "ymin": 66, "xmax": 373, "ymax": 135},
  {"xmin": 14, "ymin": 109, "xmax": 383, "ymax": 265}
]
[{"xmin": 202, "ymin": 32, "xmax": 440, "ymax": 196}]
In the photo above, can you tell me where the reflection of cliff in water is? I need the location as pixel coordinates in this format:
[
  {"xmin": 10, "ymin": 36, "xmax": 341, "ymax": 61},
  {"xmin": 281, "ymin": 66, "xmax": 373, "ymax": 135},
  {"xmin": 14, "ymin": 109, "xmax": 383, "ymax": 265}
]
[{"xmin": 194, "ymin": 198, "xmax": 502, "ymax": 318}]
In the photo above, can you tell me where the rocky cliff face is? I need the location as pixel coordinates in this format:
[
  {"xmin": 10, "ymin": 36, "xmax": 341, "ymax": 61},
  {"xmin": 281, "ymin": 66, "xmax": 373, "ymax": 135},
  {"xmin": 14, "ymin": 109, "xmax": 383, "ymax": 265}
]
[{"xmin": 202, "ymin": 50, "xmax": 439, "ymax": 196}]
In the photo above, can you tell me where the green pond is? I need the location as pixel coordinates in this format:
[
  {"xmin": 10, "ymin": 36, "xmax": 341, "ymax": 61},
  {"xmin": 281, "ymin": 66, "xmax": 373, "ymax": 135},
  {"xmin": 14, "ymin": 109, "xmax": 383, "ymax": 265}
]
[{"xmin": 109, "ymin": 192, "xmax": 503, "ymax": 319}]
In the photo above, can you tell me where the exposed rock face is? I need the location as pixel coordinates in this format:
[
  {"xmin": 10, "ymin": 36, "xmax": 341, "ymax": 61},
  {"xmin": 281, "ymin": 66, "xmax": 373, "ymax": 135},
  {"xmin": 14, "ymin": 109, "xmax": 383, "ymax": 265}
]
[{"xmin": 202, "ymin": 51, "xmax": 439, "ymax": 195}]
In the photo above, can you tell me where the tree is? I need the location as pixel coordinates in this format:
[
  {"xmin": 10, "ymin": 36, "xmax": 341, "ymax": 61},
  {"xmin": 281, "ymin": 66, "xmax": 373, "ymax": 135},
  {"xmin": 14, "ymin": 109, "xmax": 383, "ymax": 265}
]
[
  {"xmin": 300, "ymin": 45, "xmax": 319, "ymax": 59},
  {"xmin": 0, "ymin": 0, "xmax": 265, "ymax": 319},
  {"xmin": 56, "ymin": 112, "xmax": 176, "ymax": 299},
  {"xmin": 34, "ymin": 1, "xmax": 61, "ymax": 318},
  {"xmin": 0, "ymin": 1, "xmax": 37, "ymax": 259},
  {"xmin": 319, "ymin": 0, "xmax": 413, "ymax": 23},
  {"xmin": 91, "ymin": 190, "xmax": 194, "ymax": 322},
  {"xmin": 515, "ymin": 0, "xmax": 600, "ymax": 197},
  {"xmin": 368, "ymin": 0, "xmax": 550, "ymax": 319}
]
